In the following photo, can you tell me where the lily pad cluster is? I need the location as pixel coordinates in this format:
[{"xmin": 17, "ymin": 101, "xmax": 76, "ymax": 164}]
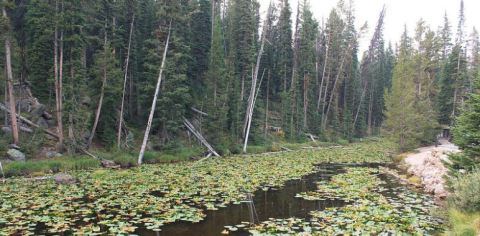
[
  {"xmin": 296, "ymin": 167, "xmax": 383, "ymax": 201},
  {"xmin": 0, "ymin": 140, "xmax": 393, "ymax": 235},
  {"xmin": 248, "ymin": 167, "xmax": 443, "ymax": 235}
]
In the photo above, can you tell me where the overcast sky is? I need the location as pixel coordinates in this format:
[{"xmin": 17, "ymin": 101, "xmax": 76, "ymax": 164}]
[{"xmin": 258, "ymin": 0, "xmax": 479, "ymax": 53}]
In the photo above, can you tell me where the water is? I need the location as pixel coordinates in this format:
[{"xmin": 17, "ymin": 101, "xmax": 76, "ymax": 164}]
[{"xmin": 137, "ymin": 163, "xmax": 385, "ymax": 236}]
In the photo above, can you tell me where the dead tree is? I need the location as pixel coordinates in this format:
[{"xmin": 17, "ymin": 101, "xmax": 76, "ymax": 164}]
[
  {"xmin": 322, "ymin": 41, "xmax": 353, "ymax": 129},
  {"xmin": 183, "ymin": 118, "xmax": 219, "ymax": 157},
  {"xmin": 242, "ymin": 3, "xmax": 272, "ymax": 153},
  {"xmin": 2, "ymin": 7, "xmax": 19, "ymax": 145},
  {"xmin": 53, "ymin": 0, "xmax": 65, "ymax": 151},
  {"xmin": 117, "ymin": 15, "xmax": 135, "ymax": 148},
  {"xmin": 353, "ymin": 7, "xmax": 385, "ymax": 129},
  {"xmin": 87, "ymin": 22, "xmax": 109, "ymax": 149},
  {"xmin": 138, "ymin": 21, "xmax": 172, "ymax": 165}
]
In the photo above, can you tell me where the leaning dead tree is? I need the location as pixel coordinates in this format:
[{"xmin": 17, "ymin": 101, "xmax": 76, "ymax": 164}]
[
  {"xmin": 2, "ymin": 6, "xmax": 19, "ymax": 145},
  {"xmin": 138, "ymin": 21, "xmax": 172, "ymax": 165},
  {"xmin": 242, "ymin": 2, "xmax": 273, "ymax": 153},
  {"xmin": 183, "ymin": 118, "xmax": 219, "ymax": 157},
  {"xmin": 117, "ymin": 15, "xmax": 134, "ymax": 148},
  {"xmin": 87, "ymin": 22, "xmax": 109, "ymax": 149}
]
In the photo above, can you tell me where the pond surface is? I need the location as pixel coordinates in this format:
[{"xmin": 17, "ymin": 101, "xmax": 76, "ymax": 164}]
[{"xmin": 137, "ymin": 163, "xmax": 423, "ymax": 236}]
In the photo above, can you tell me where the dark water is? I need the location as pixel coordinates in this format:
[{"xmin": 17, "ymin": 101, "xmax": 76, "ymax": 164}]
[{"xmin": 137, "ymin": 163, "xmax": 384, "ymax": 236}]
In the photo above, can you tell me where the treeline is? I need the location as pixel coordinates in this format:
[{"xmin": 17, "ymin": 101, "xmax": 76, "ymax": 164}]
[
  {"xmin": 0, "ymin": 0, "xmax": 477, "ymax": 156},
  {"xmin": 384, "ymin": 0, "xmax": 479, "ymax": 152}
]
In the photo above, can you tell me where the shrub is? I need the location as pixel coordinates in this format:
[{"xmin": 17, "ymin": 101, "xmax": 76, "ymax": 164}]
[{"xmin": 448, "ymin": 171, "xmax": 480, "ymax": 213}]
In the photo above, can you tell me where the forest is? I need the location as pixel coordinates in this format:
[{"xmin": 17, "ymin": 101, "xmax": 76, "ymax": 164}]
[{"xmin": 0, "ymin": 0, "xmax": 479, "ymax": 235}]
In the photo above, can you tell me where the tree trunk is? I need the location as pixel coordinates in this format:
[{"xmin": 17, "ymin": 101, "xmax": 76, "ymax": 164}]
[
  {"xmin": 55, "ymin": 0, "xmax": 64, "ymax": 151},
  {"xmin": 2, "ymin": 7, "xmax": 19, "ymax": 145},
  {"xmin": 117, "ymin": 15, "xmax": 134, "ymax": 148},
  {"xmin": 243, "ymin": 41, "xmax": 266, "ymax": 152},
  {"xmin": 138, "ymin": 22, "xmax": 172, "ymax": 165},
  {"xmin": 318, "ymin": 36, "xmax": 330, "ymax": 111},
  {"xmin": 87, "ymin": 23, "xmax": 108, "ymax": 149},
  {"xmin": 303, "ymin": 73, "xmax": 308, "ymax": 129},
  {"xmin": 264, "ymin": 70, "xmax": 270, "ymax": 139}
]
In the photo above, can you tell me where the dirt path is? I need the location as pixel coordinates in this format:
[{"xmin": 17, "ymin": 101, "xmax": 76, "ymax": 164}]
[{"xmin": 404, "ymin": 139, "xmax": 460, "ymax": 199}]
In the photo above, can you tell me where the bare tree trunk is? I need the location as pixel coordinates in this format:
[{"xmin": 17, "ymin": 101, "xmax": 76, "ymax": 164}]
[
  {"xmin": 243, "ymin": 37, "xmax": 267, "ymax": 153},
  {"xmin": 264, "ymin": 70, "xmax": 270, "ymax": 139},
  {"xmin": 117, "ymin": 15, "xmax": 134, "ymax": 148},
  {"xmin": 323, "ymin": 41, "xmax": 353, "ymax": 129},
  {"xmin": 367, "ymin": 88, "xmax": 373, "ymax": 135},
  {"xmin": 303, "ymin": 73, "xmax": 308, "ymax": 129},
  {"xmin": 55, "ymin": 0, "xmax": 65, "ymax": 151},
  {"xmin": 3, "ymin": 76, "xmax": 7, "ymax": 126},
  {"xmin": 3, "ymin": 7, "xmax": 19, "ymax": 145},
  {"xmin": 87, "ymin": 23, "xmax": 108, "ymax": 149},
  {"xmin": 353, "ymin": 82, "xmax": 367, "ymax": 128},
  {"xmin": 317, "ymin": 35, "xmax": 330, "ymax": 111},
  {"xmin": 240, "ymin": 74, "xmax": 245, "ymax": 101},
  {"xmin": 138, "ymin": 22, "xmax": 172, "ymax": 165}
]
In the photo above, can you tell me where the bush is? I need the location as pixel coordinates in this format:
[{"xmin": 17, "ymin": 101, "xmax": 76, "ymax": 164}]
[
  {"xmin": 448, "ymin": 171, "xmax": 480, "ymax": 213},
  {"xmin": 446, "ymin": 209, "xmax": 480, "ymax": 236}
]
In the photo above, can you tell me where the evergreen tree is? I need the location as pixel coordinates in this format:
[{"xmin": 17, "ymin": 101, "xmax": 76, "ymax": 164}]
[
  {"xmin": 90, "ymin": 42, "xmax": 122, "ymax": 146},
  {"xmin": 383, "ymin": 29, "xmax": 419, "ymax": 151},
  {"xmin": 449, "ymin": 72, "xmax": 480, "ymax": 172}
]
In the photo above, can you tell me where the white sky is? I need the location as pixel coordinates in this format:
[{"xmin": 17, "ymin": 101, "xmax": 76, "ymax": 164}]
[{"xmin": 259, "ymin": 0, "xmax": 479, "ymax": 53}]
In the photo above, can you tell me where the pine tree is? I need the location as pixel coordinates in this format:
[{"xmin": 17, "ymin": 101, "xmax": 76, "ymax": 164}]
[
  {"xmin": 204, "ymin": 15, "xmax": 229, "ymax": 147},
  {"xmin": 383, "ymin": 29, "xmax": 419, "ymax": 151},
  {"xmin": 449, "ymin": 72, "xmax": 480, "ymax": 172}
]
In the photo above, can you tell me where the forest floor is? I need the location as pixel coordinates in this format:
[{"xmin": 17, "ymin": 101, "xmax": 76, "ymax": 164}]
[{"xmin": 404, "ymin": 139, "xmax": 460, "ymax": 200}]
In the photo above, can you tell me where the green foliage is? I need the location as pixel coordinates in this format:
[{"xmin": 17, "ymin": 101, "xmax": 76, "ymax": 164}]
[
  {"xmin": 91, "ymin": 43, "xmax": 123, "ymax": 146},
  {"xmin": 445, "ymin": 209, "xmax": 480, "ymax": 236},
  {"xmin": 449, "ymin": 76, "xmax": 480, "ymax": 172},
  {"xmin": 448, "ymin": 171, "xmax": 480, "ymax": 213},
  {"xmin": 383, "ymin": 29, "xmax": 440, "ymax": 151},
  {"xmin": 438, "ymin": 46, "xmax": 467, "ymax": 125}
]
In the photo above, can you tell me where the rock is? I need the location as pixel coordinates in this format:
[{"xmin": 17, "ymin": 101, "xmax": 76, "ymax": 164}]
[
  {"xmin": 101, "ymin": 159, "xmax": 120, "ymax": 169},
  {"xmin": 54, "ymin": 173, "xmax": 76, "ymax": 184},
  {"xmin": 7, "ymin": 149, "xmax": 26, "ymax": 161},
  {"xmin": 1, "ymin": 126, "xmax": 12, "ymax": 134},
  {"xmin": 9, "ymin": 144, "xmax": 21, "ymax": 150},
  {"xmin": 37, "ymin": 117, "xmax": 49, "ymax": 128},
  {"xmin": 47, "ymin": 119, "xmax": 56, "ymax": 127},
  {"xmin": 17, "ymin": 99, "xmax": 31, "ymax": 112},
  {"xmin": 19, "ymin": 126, "xmax": 33, "ymax": 133},
  {"xmin": 46, "ymin": 151, "xmax": 62, "ymax": 159},
  {"xmin": 81, "ymin": 96, "xmax": 91, "ymax": 106},
  {"xmin": 31, "ymin": 103, "xmax": 46, "ymax": 117}
]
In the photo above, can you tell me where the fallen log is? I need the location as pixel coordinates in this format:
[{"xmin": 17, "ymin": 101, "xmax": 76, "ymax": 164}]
[
  {"xmin": 191, "ymin": 107, "xmax": 208, "ymax": 116},
  {"xmin": 0, "ymin": 102, "xmax": 59, "ymax": 139},
  {"xmin": 183, "ymin": 118, "xmax": 220, "ymax": 157}
]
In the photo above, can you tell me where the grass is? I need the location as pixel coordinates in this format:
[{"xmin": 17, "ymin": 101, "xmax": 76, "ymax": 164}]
[
  {"xmin": 444, "ymin": 209, "xmax": 480, "ymax": 236},
  {"xmin": 2, "ymin": 156, "xmax": 100, "ymax": 177}
]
